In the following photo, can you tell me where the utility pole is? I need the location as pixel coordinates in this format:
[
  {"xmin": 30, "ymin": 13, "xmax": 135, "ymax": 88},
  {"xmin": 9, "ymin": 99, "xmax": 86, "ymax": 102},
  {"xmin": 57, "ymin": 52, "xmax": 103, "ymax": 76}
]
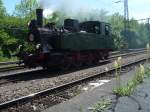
[
  {"xmin": 124, "ymin": 0, "xmax": 129, "ymax": 43},
  {"xmin": 147, "ymin": 18, "xmax": 150, "ymax": 30},
  {"xmin": 30, "ymin": 0, "xmax": 32, "ymax": 19},
  {"xmin": 115, "ymin": 0, "xmax": 129, "ymax": 47}
]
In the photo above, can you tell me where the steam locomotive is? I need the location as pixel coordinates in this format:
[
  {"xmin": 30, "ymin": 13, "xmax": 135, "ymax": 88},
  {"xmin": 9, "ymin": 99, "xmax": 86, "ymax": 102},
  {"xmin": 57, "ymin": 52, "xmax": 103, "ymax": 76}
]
[{"xmin": 18, "ymin": 9, "xmax": 115, "ymax": 70}]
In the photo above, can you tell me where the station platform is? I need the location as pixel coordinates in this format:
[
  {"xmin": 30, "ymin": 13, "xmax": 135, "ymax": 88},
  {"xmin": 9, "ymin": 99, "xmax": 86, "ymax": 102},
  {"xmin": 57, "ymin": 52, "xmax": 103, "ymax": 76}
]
[{"xmin": 43, "ymin": 67, "xmax": 150, "ymax": 112}]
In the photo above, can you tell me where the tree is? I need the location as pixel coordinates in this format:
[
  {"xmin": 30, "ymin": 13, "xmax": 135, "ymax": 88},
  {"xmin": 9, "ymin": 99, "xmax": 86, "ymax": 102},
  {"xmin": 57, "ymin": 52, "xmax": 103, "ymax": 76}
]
[
  {"xmin": 0, "ymin": 30, "xmax": 18, "ymax": 58},
  {"xmin": 108, "ymin": 13, "xmax": 125, "ymax": 49},
  {"xmin": 0, "ymin": 0, "xmax": 6, "ymax": 17},
  {"xmin": 108, "ymin": 13, "xmax": 124, "ymax": 36},
  {"xmin": 14, "ymin": 0, "xmax": 39, "ymax": 19}
]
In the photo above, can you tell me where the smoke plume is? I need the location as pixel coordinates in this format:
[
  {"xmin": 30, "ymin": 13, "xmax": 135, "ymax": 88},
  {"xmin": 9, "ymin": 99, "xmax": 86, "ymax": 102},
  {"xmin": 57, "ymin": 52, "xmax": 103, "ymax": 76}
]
[{"xmin": 37, "ymin": 0, "xmax": 108, "ymax": 22}]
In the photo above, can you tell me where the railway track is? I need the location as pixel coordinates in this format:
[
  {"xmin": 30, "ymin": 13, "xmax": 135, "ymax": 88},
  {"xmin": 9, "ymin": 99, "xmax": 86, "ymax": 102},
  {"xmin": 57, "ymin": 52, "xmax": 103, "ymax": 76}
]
[
  {"xmin": 0, "ymin": 49, "xmax": 149, "ymax": 111},
  {"xmin": 0, "ymin": 61, "xmax": 23, "ymax": 73},
  {"xmin": 0, "ymin": 48, "xmax": 147, "ymax": 87},
  {"xmin": 0, "ymin": 66, "xmax": 25, "ymax": 73},
  {"xmin": 0, "ymin": 48, "xmax": 147, "ymax": 78},
  {"xmin": 0, "ymin": 48, "xmax": 146, "ymax": 73}
]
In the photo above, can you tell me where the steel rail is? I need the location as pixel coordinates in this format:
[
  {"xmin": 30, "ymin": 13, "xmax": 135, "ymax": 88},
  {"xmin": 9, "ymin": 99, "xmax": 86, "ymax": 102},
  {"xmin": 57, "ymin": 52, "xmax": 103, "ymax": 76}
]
[
  {"xmin": 0, "ymin": 49, "xmax": 148, "ymax": 81},
  {"xmin": 0, "ymin": 66, "xmax": 25, "ymax": 72},
  {"xmin": 0, "ymin": 48, "xmax": 146, "ymax": 73},
  {"xmin": 0, "ymin": 61, "xmax": 20, "ymax": 66},
  {"xmin": 110, "ymin": 49, "xmax": 147, "ymax": 58},
  {"xmin": 0, "ymin": 52, "xmax": 149, "ymax": 110},
  {"xmin": 0, "ymin": 48, "xmax": 145, "ymax": 66},
  {"xmin": 0, "ymin": 48, "xmax": 147, "ymax": 73}
]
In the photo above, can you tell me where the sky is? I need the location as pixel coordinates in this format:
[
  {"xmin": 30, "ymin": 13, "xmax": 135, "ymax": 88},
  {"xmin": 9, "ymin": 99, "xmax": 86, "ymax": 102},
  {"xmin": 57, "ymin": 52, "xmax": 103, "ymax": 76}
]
[
  {"xmin": 3, "ymin": 0, "xmax": 150, "ymax": 20},
  {"xmin": 3, "ymin": 0, "xmax": 19, "ymax": 14}
]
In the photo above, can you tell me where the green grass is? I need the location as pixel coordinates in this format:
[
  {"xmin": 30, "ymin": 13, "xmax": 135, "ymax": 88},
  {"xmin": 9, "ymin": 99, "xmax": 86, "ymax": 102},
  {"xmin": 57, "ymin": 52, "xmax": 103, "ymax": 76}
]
[
  {"xmin": 0, "ymin": 49, "xmax": 18, "ymax": 62},
  {"xmin": 79, "ymin": 99, "xmax": 111, "ymax": 112},
  {"xmin": 0, "ymin": 56, "xmax": 18, "ymax": 62},
  {"xmin": 113, "ymin": 80, "xmax": 136, "ymax": 96},
  {"xmin": 79, "ymin": 106, "xmax": 84, "ymax": 112},
  {"xmin": 114, "ymin": 44, "xmax": 150, "ymax": 96},
  {"xmin": 92, "ymin": 99, "xmax": 111, "ymax": 112},
  {"xmin": 113, "ymin": 64, "xmax": 148, "ymax": 96}
]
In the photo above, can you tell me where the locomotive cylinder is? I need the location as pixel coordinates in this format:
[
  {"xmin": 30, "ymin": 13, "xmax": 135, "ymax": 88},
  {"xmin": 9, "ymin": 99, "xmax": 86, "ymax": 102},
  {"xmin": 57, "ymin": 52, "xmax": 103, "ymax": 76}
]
[{"xmin": 36, "ymin": 9, "xmax": 43, "ymax": 27}]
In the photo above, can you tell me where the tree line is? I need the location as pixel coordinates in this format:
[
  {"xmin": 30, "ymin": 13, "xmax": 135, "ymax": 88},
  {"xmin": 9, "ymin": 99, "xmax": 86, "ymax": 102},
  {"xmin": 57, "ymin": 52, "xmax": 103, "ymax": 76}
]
[{"xmin": 0, "ymin": 0, "xmax": 150, "ymax": 60}]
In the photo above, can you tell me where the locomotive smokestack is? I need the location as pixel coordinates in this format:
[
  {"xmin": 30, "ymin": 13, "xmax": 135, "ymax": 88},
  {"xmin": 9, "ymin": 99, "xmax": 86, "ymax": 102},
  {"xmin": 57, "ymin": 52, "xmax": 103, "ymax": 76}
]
[{"xmin": 36, "ymin": 9, "xmax": 43, "ymax": 27}]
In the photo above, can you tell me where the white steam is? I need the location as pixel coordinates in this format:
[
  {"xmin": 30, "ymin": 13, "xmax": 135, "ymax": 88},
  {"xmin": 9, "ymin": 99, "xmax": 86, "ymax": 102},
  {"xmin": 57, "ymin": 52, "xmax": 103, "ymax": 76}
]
[
  {"xmin": 43, "ymin": 9, "xmax": 53, "ymax": 18},
  {"xmin": 37, "ymin": 0, "xmax": 108, "ymax": 22}
]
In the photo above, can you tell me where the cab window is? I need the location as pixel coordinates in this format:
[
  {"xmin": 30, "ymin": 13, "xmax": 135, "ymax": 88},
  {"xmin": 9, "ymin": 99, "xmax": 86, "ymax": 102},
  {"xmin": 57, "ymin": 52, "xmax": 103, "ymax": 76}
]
[{"xmin": 105, "ymin": 25, "xmax": 110, "ymax": 35}]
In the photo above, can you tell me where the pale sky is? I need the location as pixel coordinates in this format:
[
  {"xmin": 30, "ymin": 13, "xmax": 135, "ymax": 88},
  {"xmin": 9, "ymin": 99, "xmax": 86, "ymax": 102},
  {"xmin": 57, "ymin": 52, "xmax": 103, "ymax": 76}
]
[{"xmin": 3, "ymin": 0, "xmax": 150, "ymax": 19}]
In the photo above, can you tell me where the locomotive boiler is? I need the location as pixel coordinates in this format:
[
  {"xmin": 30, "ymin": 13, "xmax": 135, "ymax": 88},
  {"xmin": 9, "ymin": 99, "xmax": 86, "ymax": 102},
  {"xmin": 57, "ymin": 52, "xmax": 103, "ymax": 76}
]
[{"xmin": 18, "ymin": 9, "xmax": 115, "ymax": 70}]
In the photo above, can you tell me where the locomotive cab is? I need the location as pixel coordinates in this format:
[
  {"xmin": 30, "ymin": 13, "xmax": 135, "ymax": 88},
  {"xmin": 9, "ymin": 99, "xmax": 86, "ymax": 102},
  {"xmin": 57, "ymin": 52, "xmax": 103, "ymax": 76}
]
[
  {"xmin": 64, "ymin": 19, "xmax": 80, "ymax": 32},
  {"xmin": 80, "ymin": 21, "xmax": 111, "ymax": 36}
]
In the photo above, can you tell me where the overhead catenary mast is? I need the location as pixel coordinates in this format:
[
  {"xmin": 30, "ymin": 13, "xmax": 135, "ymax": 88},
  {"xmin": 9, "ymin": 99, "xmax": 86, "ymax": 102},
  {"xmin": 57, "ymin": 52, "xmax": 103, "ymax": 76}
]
[
  {"xmin": 115, "ymin": 0, "xmax": 129, "ymax": 46},
  {"xmin": 124, "ymin": 0, "xmax": 129, "ymax": 41}
]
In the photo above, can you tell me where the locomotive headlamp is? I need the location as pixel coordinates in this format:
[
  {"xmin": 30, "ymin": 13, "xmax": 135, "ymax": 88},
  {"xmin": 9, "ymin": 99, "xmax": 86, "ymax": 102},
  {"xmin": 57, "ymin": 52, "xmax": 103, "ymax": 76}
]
[
  {"xmin": 36, "ymin": 44, "xmax": 41, "ymax": 49},
  {"xmin": 18, "ymin": 45, "xmax": 23, "ymax": 49},
  {"xmin": 29, "ymin": 34, "xmax": 35, "ymax": 42},
  {"xmin": 27, "ymin": 21, "xmax": 31, "ymax": 27}
]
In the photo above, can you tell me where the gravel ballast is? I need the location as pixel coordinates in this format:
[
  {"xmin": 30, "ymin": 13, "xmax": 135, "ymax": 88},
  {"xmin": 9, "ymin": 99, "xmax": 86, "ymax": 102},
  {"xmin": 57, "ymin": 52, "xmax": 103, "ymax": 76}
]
[{"xmin": 0, "ymin": 53, "xmax": 149, "ymax": 110}]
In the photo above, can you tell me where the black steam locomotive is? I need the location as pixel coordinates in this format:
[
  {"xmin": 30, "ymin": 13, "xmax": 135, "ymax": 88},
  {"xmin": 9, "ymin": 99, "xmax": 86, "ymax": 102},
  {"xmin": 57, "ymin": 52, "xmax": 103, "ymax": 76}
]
[{"xmin": 18, "ymin": 9, "xmax": 115, "ymax": 70}]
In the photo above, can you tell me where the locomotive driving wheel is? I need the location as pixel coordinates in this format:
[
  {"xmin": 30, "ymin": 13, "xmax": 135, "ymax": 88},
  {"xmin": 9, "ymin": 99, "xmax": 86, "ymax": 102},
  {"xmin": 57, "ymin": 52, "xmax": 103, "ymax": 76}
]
[
  {"xmin": 74, "ymin": 61, "xmax": 82, "ymax": 69},
  {"xmin": 85, "ymin": 54, "xmax": 94, "ymax": 66},
  {"xmin": 104, "ymin": 52, "xmax": 109, "ymax": 60},
  {"xmin": 86, "ymin": 59, "xmax": 93, "ymax": 66},
  {"xmin": 60, "ymin": 63, "xmax": 71, "ymax": 71},
  {"xmin": 60, "ymin": 56, "xmax": 71, "ymax": 71}
]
